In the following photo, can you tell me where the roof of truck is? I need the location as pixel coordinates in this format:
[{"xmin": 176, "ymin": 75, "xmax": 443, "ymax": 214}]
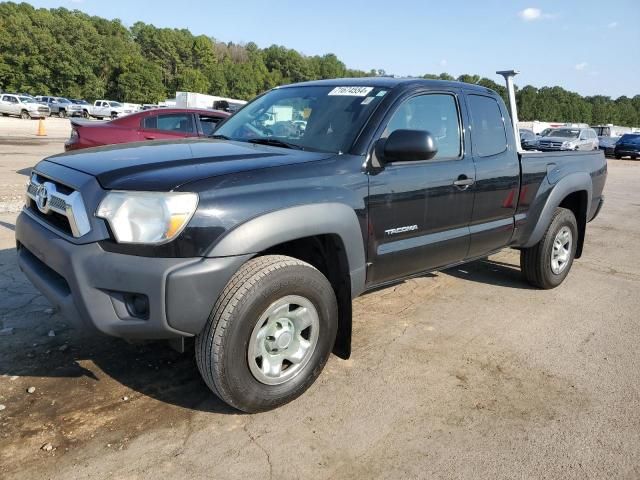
[{"xmin": 282, "ymin": 77, "xmax": 496, "ymax": 94}]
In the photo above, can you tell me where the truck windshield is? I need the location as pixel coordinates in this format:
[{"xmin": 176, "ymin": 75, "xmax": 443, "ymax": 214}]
[
  {"xmin": 214, "ymin": 85, "xmax": 389, "ymax": 153},
  {"xmin": 19, "ymin": 96, "xmax": 36, "ymax": 103},
  {"xmin": 547, "ymin": 129, "xmax": 580, "ymax": 138},
  {"xmin": 109, "ymin": 101, "xmax": 122, "ymax": 107}
]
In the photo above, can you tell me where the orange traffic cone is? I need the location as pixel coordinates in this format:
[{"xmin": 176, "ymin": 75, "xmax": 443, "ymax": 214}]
[{"xmin": 36, "ymin": 118, "xmax": 47, "ymax": 137}]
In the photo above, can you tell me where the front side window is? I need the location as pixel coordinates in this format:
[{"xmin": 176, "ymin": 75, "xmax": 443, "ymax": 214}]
[
  {"xmin": 144, "ymin": 113, "xmax": 195, "ymax": 133},
  {"xmin": 383, "ymin": 93, "xmax": 462, "ymax": 160},
  {"xmin": 467, "ymin": 94, "xmax": 507, "ymax": 157},
  {"xmin": 199, "ymin": 114, "xmax": 223, "ymax": 136},
  {"xmin": 214, "ymin": 85, "xmax": 389, "ymax": 153}
]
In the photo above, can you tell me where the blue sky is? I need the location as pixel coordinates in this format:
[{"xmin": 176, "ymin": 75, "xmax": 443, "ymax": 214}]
[{"xmin": 23, "ymin": 0, "xmax": 640, "ymax": 98}]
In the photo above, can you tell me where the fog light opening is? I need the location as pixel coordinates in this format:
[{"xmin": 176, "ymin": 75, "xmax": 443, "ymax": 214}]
[{"xmin": 124, "ymin": 293, "xmax": 149, "ymax": 320}]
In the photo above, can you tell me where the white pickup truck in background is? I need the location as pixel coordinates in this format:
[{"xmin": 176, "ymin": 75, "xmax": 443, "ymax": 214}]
[
  {"xmin": 82, "ymin": 100, "xmax": 135, "ymax": 120},
  {"xmin": 0, "ymin": 94, "xmax": 51, "ymax": 119}
]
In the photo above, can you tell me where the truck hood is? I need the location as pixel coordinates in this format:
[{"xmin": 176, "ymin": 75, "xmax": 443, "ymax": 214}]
[{"xmin": 44, "ymin": 138, "xmax": 335, "ymax": 191}]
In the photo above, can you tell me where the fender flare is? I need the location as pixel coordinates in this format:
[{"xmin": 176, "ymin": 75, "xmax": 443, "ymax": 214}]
[
  {"xmin": 207, "ymin": 203, "xmax": 367, "ymax": 297},
  {"xmin": 523, "ymin": 172, "xmax": 592, "ymax": 248}
]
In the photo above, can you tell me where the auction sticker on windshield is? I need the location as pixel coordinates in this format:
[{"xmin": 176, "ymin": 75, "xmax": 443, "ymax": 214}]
[{"xmin": 328, "ymin": 86, "xmax": 374, "ymax": 96}]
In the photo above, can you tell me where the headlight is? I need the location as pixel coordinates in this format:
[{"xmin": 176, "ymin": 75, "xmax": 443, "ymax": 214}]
[
  {"xmin": 96, "ymin": 191, "xmax": 198, "ymax": 244},
  {"xmin": 561, "ymin": 141, "xmax": 572, "ymax": 149}
]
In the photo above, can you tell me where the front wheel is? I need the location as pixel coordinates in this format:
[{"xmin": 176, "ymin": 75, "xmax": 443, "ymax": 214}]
[
  {"xmin": 520, "ymin": 207, "xmax": 578, "ymax": 289},
  {"xmin": 196, "ymin": 255, "xmax": 338, "ymax": 413},
  {"xmin": 110, "ymin": 112, "xmax": 118, "ymax": 120},
  {"xmin": 82, "ymin": 110, "xmax": 89, "ymax": 119},
  {"xmin": 58, "ymin": 109, "xmax": 66, "ymax": 118},
  {"xmin": 20, "ymin": 110, "xmax": 30, "ymax": 120}
]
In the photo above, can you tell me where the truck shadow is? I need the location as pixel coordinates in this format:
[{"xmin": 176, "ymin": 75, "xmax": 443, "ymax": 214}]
[
  {"xmin": 444, "ymin": 258, "xmax": 532, "ymax": 289},
  {"xmin": 0, "ymin": 245, "xmax": 238, "ymax": 415},
  {"xmin": 0, "ymin": 246, "xmax": 531, "ymax": 416}
]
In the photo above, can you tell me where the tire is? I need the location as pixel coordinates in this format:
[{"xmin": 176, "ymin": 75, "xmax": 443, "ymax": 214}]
[
  {"xmin": 20, "ymin": 110, "xmax": 30, "ymax": 120},
  {"xmin": 196, "ymin": 255, "xmax": 338, "ymax": 413},
  {"xmin": 59, "ymin": 109, "xmax": 66, "ymax": 118},
  {"xmin": 110, "ymin": 112, "xmax": 118, "ymax": 120},
  {"xmin": 520, "ymin": 207, "xmax": 578, "ymax": 289},
  {"xmin": 615, "ymin": 155, "xmax": 622, "ymax": 160},
  {"xmin": 82, "ymin": 110, "xmax": 89, "ymax": 119}
]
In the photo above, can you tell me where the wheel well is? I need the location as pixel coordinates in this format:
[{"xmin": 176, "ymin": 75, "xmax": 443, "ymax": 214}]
[
  {"xmin": 559, "ymin": 190, "xmax": 588, "ymax": 258},
  {"xmin": 262, "ymin": 234, "xmax": 352, "ymax": 359}
]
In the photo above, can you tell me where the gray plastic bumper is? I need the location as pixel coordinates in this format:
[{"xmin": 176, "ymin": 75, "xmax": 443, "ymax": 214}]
[{"xmin": 15, "ymin": 211, "xmax": 251, "ymax": 339}]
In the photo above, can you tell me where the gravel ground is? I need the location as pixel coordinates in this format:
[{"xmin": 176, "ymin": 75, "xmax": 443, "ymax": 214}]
[{"xmin": 0, "ymin": 136, "xmax": 638, "ymax": 480}]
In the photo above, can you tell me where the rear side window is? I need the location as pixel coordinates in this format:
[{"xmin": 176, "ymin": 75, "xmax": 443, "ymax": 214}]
[
  {"xmin": 199, "ymin": 114, "xmax": 223, "ymax": 136},
  {"xmin": 143, "ymin": 113, "xmax": 195, "ymax": 133},
  {"xmin": 467, "ymin": 94, "xmax": 507, "ymax": 157},
  {"xmin": 383, "ymin": 93, "xmax": 462, "ymax": 160}
]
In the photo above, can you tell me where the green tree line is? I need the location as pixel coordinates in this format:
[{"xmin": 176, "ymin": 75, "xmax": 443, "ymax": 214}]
[{"xmin": 1, "ymin": 2, "xmax": 638, "ymax": 126}]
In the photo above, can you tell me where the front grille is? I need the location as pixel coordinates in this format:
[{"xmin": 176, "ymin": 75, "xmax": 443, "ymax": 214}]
[
  {"xmin": 25, "ymin": 173, "xmax": 91, "ymax": 237},
  {"xmin": 28, "ymin": 199, "xmax": 73, "ymax": 235},
  {"xmin": 538, "ymin": 141, "xmax": 563, "ymax": 150}
]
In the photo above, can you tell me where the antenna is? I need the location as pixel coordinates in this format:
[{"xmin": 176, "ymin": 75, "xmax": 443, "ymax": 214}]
[{"xmin": 497, "ymin": 70, "xmax": 522, "ymax": 152}]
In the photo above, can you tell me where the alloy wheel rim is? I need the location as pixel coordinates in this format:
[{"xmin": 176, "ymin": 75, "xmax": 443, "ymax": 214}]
[
  {"xmin": 247, "ymin": 295, "xmax": 319, "ymax": 385},
  {"xmin": 551, "ymin": 226, "xmax": 572, "ymax": 274}
]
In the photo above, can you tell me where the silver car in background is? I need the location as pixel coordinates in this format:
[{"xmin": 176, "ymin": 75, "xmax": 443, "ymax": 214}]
[{"xmin": 537, "ymin": 127, "xmax": 599, "ymax": 151}]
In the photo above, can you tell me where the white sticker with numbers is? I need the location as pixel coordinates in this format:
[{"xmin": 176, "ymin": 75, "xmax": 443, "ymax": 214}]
[{"xmin": 328, "ymin": 86, "xmax": 374, "ymax": 97}]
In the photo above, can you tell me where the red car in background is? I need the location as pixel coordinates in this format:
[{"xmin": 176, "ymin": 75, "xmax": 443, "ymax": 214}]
[{"xmin": 64, "ymin": 108, "xmax": 230, "ymax": 151}]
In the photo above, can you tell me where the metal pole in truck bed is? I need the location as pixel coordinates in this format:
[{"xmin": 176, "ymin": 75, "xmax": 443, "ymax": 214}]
[{"xmin": 497, "ymin": 69, "xmax": 523, "ymax": 153}]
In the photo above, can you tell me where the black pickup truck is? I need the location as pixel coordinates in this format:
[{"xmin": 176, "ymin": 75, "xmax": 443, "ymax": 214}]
[{"xmin": 16, "ymin": 75, "xmax": 607, "ymax": 412}]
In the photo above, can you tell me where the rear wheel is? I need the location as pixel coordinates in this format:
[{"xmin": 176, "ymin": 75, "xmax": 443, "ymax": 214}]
[
  {"xmin": 520, "ymin": 207, "xmax": 578, "ymax": 289},
  {"xmin": 20, "ymin": 110, "xmax": 30, "ymax": 120},
  {"xmin": 196, "ymin": 255, "xmax": 338, "ymax": 413}
]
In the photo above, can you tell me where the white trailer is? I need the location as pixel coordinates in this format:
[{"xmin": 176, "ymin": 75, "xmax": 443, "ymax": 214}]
[{"xmin": 175, "ymin": 92, "xmax": 246, "ymax": 111}]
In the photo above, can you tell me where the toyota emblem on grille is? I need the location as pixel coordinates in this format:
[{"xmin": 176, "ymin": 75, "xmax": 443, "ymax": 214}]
[{"xmin": 35, "ymin": 184, "xmax": 50, "ymax": 213}]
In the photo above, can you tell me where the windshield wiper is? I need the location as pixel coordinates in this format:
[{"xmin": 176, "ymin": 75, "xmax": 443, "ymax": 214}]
[
  {"xmin": 209, "ymin": 134, "xmax": 231, "ymax": 140},
  {"xmin": 246, "ymin": 138, "xmax": 304, "ymax": 150}
]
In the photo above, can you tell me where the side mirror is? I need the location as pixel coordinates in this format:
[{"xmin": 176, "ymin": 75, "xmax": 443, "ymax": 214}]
[{"xmin": 380, "ymin": 129, "xmax": 438, "ymax": 162}]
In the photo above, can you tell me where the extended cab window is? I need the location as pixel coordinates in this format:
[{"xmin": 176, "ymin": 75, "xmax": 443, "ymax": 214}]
[
  {"xmin": 467, "ymin": 94, "xmax": 507, "ymax": 157},
  {"xmin": 383, "ymin": 94, "xmax": 461, "ymax": 160},
  {"xmin": 144, "ymin": 113, "xmax": 195, "ymax": 133}
]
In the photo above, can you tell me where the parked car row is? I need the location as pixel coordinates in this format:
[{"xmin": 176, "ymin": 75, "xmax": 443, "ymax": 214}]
[
  {"xmin": 520, "ymin": 126, "xmax": 640, "ymax": 159},
  {"xmin": 0, "ymin": 92, "xmax": 143, "ymax": 120},
  {"xmin": 519, "ymin": 127, "xmax": 600, "ymax": 152}
]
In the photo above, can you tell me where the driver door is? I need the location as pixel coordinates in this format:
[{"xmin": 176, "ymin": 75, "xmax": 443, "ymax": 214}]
[{"xmin": 367, "ymin": 90, "xmax": 476, "ymax": 285}]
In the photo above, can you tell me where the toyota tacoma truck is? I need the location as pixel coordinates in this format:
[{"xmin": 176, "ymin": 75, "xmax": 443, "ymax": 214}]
[{"xmin": 15, "ymin": 71, "xmax": 607, "ymax": 412}]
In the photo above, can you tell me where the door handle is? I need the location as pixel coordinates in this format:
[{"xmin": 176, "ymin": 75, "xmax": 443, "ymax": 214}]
[{"xmin": 453, "ymin": 176, "xmax": 474, "ymax": 189}]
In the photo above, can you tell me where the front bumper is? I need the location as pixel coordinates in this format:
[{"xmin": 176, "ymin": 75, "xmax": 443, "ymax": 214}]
[
  {"xmin": 16, "ymin": 211, "xmax": 251, "ymax": 339},
  {"xmin": 30, "ymin": 110, "xmax": 50, "ymax": 118},
  {"xmin": 614, "ymin": 148, "xmax": 639, "ymax": 157}
]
